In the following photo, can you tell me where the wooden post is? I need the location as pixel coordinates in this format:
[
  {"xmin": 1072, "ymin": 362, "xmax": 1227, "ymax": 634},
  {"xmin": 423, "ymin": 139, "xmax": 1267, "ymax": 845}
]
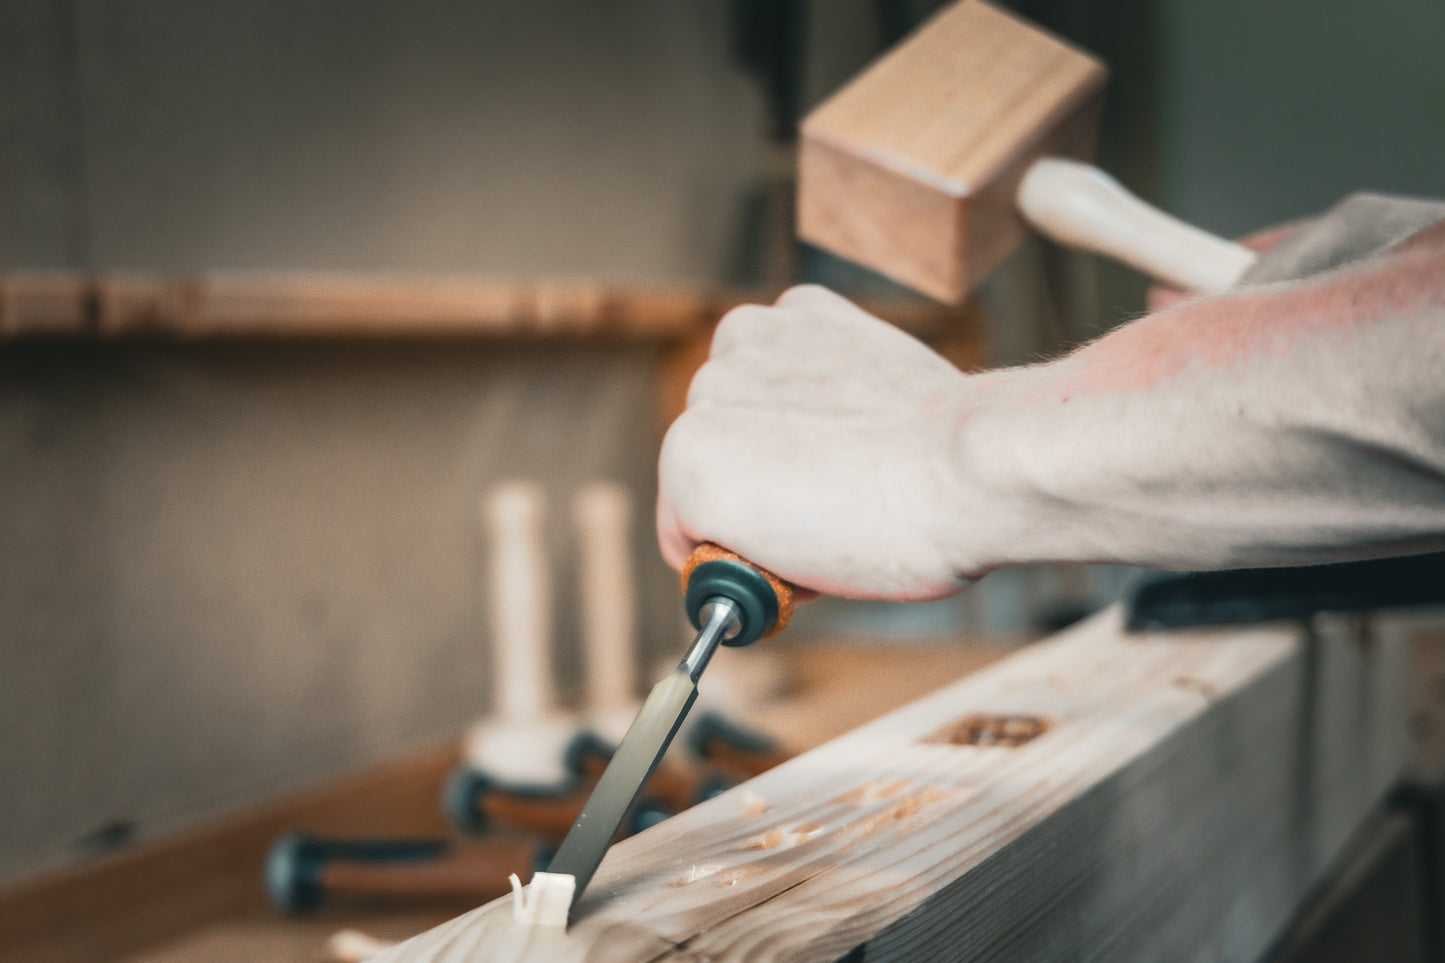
[
  {"xmin": 465, "ymin": 482, "xmax": 576, "ymax": 786},
  {"xmin": 572, "ymin": 482, "xmax": 640, "ymax": 742}
]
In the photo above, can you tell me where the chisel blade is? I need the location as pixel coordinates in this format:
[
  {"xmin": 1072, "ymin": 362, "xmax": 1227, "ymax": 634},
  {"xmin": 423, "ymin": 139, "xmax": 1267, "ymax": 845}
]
[{"xmin": 546, "ymin": 668, "xmax": 697, "ymax": 914}]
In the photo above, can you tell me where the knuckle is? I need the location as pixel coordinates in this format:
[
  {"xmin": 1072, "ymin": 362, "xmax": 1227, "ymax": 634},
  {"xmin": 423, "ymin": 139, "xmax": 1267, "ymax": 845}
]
[
  {"xmin": 776, "ymin": 284, "xmax": 873, "ymax": 331},
  {"xmin": 685, "ymin": 360, "xmax": 730, "ymax": 408},
  {"xmin": 775, "ymin": 283, "xmax": 830, "ymax": 307},
  {"xmin": 711, "ymin": 303, "xmax": 772, "ymax": 355},
  {"xmin": 658, "ymin": 412, "xmax": 705, "ymax": 477}
]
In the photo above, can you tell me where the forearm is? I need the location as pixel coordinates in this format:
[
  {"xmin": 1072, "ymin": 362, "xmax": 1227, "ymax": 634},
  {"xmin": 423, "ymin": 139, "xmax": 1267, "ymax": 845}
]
[{"xmin": 960, "ymin": 224, "xmax": 1445, "ymax": 572}]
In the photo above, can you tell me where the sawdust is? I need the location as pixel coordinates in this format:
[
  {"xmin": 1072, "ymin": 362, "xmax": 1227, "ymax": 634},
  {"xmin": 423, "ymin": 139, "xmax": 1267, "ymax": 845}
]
[
  {"xmin": 740, "ymin": 790, "xmax": 770, "ymax": 816},
  {"xmin": 717, "ymin": 865, "xmax": 763, "ymax": 887},
  {"xmin": 1173, "ymin": 676, "xmax": 1219, "ymax": 700},
  {"xmin": 743, "ymin": 827, "xmax": 789, "ymax": 851},
  {"xmin": 741, "ymin": 820, "xmax": 830, "ymax": 852},
  {"xmin": 829, "ymin": 778, "xmax": 913, "ymax": 806},
  {"xmin": 666, "ymin": 863, "xmax": 723, "ymax": 887},
  {"xmin": 844, "ymin": 787, "xmax": 951, "ymax": 839},
  {"xmin": 926, "ymin": 713, "xmax": 1050, "ymax": 748}
]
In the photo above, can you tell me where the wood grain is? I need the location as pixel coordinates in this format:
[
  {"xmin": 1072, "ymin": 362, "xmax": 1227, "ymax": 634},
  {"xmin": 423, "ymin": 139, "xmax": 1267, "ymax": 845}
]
[
  {"xmin": 798, "ymin": 0, "xmax": 1107, "ymax": 302},
  {"xmin": 371, "ymin": 608, "xmax": 1407, "ymax": 962}
]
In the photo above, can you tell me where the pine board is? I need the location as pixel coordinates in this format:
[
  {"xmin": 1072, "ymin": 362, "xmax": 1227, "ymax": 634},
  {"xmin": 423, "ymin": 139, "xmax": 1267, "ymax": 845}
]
[{"xmin": 372, "ymin": 607, "xmax": 1406, "ymax": 962}]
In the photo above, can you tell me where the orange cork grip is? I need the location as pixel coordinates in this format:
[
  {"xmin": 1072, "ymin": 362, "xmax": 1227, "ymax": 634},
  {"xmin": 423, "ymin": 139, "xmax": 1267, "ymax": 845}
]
[{"xmin": 681, "ymin": 543, "xmax": 796, "ymax": 638}]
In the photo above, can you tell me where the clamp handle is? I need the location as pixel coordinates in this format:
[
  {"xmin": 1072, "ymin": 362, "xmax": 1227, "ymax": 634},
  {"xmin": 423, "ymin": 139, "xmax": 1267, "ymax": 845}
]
[{"xmin": 681, "ymin": 543, "xmax": 795, "ymax": 647}]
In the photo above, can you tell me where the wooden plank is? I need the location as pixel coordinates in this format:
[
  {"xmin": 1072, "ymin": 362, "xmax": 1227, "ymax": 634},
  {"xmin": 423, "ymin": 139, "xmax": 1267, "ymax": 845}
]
[
  {"xmin": 0, "ymin": 744, "xmax": 459, "ymax": 963},
  {"xmin": 798, "ymin": 0, "xmax": 1106, "ymax": 303},
  {"xmin": 372, "ymin": 608, "xmax": 1407, "ymax": 962}
]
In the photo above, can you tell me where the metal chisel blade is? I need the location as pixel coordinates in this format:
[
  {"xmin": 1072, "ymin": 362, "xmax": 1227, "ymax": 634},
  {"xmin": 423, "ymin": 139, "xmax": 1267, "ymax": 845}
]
[{"xmin": 546, "ymin": 668, "xmax": 697, "ymax": 914}]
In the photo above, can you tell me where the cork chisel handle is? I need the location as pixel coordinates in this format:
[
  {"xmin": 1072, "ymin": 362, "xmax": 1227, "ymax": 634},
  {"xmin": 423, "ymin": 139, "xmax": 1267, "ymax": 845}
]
[{"xmin": 681, "ymin": 543, "xmax": 796, "ymax": 642}]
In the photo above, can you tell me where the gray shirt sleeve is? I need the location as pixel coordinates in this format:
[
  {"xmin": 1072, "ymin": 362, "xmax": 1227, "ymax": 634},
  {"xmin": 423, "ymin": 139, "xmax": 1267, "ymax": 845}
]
[{"xmin": 1243, "ymin": 192, "xmax": 1445, "ymax": 284}]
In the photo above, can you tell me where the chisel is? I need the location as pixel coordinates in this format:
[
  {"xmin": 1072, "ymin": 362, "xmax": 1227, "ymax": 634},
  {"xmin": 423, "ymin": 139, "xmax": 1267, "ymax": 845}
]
[{"xmin": 546, "ymin": 543, "xmax": 794, "ymax": 915}]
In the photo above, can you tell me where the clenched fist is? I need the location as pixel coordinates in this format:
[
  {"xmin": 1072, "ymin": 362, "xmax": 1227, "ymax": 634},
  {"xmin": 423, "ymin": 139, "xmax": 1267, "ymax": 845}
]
[{"xmin": 657, "ymin": 285, "xmax": 1016, "ymax": 601}]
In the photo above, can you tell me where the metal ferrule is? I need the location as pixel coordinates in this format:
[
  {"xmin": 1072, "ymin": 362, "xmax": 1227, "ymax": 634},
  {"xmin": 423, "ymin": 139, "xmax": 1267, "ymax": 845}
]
[{"xmin": 679, "ymin": 597, "xmax": 741, "ymax": 683}]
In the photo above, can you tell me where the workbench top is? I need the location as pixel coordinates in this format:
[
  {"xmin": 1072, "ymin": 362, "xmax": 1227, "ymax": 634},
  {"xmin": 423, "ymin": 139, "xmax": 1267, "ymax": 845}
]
[{"xmin": 2, "ymin": 640, "xmax": 1011, "ymax": 963}]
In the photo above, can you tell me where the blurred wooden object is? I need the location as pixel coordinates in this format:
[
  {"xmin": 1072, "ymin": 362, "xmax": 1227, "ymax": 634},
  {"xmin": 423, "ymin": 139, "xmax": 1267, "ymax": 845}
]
[
  {"xmin": 369, "ymin": 609, "xmax": 1407, "ymax": 962},
  {"xmin": 0, "ymin": 271, "xmax": 986, "ymax": 447},
  {"xmin": 465, "ymin": 482, "xmax": 579, "ymax": 787},
  {"xmin": 572, "ymin": 482, "xmax": 640, "ymax": 741},
  {"xmin": 0, "ymin": 274, "xmax": 717, "ymax": 340},
  {"xmin": 0, "ymin": 273, "xmax": 986, "ymax": 386},
  {"xmin": 0, "ymin": 746, "xmax": 459, "ymax": 963},
  {"xmin": 270, "ymin": 834, "xmax": 545, "ymax": 914},
  {"xmin": 0, "ymin": 273, "xmax": 93, "ymax": 336}
]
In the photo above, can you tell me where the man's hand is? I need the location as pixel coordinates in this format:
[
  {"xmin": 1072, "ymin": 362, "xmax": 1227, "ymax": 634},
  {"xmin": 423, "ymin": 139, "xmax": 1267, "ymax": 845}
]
[
  {"xmin": 657, "ymin": 285, "xmax": 1009, "ymax": 601},
  {"xmin": 660, "ymin": 195, "xmax": 1445, "ymax": 600}
]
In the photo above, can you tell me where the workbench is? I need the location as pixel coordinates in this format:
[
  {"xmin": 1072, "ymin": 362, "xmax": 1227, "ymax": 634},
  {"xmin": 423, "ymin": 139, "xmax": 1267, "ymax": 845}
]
[
  {"xmin": 0, "ymin": 641, "xmax": 1008, "ymax": 963},
  {"xmin": 3, "ymin": 621, "xmax": 1437, "ymax": 962}
]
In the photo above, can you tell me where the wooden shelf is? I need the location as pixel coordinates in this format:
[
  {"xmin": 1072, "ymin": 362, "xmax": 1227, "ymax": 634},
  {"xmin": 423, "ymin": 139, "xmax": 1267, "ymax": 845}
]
[{"xmin": 0, "ymin": 273, "xmax": 982, "ymax": 344}]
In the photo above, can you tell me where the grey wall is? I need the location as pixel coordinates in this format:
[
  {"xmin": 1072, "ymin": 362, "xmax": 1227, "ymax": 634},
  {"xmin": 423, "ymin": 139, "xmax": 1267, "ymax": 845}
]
[
  {"xmin": 0, "ymin": 0, "xmax": 788, "ymax": 881},
  {"xmin": 1158, "ymin": 0, "xmax": 1445, "ymax": 237},
  {"xmin": 0, "ymin": 340, "xmax": 677, "ymax": 878},
  {"xmin": 1, "ymin": 0, "xmax": 768, "ymax": 277}
]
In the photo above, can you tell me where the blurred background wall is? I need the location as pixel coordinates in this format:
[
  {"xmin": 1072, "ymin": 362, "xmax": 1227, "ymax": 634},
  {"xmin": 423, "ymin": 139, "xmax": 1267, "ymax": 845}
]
[{"xmin": 1, "ymin": 0, "xmax": 1441, "ymax": 883}]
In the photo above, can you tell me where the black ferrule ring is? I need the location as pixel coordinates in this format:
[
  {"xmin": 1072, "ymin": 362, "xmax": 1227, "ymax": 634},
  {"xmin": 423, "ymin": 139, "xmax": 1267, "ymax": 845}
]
[{"xmin": 684, "ymin": 558, "xmax": 779, "ymax": 647}]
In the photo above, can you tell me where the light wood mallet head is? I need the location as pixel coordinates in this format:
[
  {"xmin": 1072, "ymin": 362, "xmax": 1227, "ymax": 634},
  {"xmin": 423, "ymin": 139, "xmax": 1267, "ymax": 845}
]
[
  {"xmin": 799, "ymin": 1, "xmax": 1258, "ymax": 303},
  {"xmin": 798, "ymin": 0, "xmax": 1107, "ymax": 303}
]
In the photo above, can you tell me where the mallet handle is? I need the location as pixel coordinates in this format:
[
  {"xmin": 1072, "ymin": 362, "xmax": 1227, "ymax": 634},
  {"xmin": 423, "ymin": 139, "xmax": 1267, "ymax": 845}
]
[{"xmin": 1018, "ymin": 157, "xmax": 1257, "ymax": 294}]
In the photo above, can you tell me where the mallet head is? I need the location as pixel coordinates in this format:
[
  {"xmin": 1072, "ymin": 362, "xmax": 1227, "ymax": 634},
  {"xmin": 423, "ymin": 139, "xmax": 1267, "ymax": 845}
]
[{"xmin": 797, "ymin": 0, "xmax": 1107, "ymax": 303}]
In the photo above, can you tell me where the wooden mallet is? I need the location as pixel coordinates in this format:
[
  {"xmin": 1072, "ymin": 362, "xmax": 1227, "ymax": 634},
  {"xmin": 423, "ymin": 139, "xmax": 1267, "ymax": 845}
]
[{"xmin": 798, "ymin": 0, "xmax": 1256, "ymax": 303}]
